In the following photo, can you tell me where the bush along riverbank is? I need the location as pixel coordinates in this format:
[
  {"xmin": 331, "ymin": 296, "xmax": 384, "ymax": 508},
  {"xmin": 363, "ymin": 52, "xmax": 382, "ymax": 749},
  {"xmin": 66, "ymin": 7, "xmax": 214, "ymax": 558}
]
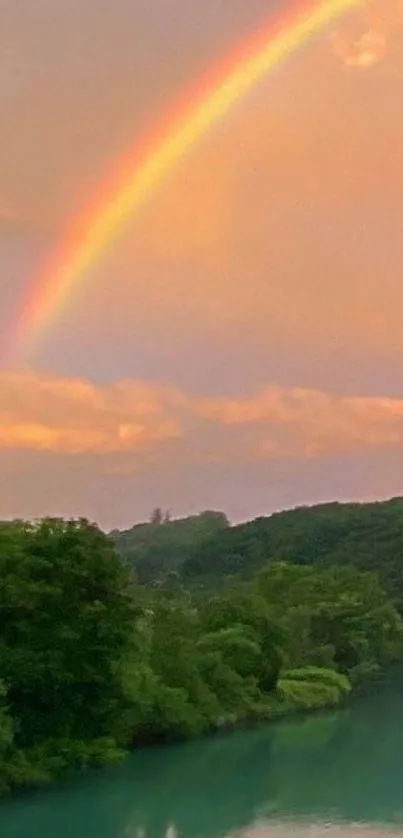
[{"xmin": 1, "ymin": 517, "xmax": 402, "ymax": 795}]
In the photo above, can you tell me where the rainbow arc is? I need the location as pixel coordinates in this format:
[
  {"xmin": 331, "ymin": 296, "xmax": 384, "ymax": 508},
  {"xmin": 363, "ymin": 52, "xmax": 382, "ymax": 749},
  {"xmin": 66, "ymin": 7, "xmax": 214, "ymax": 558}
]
[{"xmin": 16, "ymin": 0, "xmax": 361, "ymax": 356}]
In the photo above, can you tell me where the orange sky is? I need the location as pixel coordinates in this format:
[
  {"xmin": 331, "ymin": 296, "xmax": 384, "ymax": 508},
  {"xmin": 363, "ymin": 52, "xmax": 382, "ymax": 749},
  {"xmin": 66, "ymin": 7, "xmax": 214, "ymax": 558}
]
[{"xmin": 1, "ymin": 0, "xmax": 403, "ymax": 527}]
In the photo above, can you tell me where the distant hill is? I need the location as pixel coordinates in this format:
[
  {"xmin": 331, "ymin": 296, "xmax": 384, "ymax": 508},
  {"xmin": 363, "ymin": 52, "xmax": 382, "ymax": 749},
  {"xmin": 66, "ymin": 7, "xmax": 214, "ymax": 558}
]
[
  {"xmin": 180, "ymin": 498, "xmax": 403, "ymax": 602},
  {"xmin": 110, "ymin": 510, "xmax": 229, "ymax": 584},
  {"xmin": 111, "ymin": 498, "xmax": 403, "ymax": 604}
]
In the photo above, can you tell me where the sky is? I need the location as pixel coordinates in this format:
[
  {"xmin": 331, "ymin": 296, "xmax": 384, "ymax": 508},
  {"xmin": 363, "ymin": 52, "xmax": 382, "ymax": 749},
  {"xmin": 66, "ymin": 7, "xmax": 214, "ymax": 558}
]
[{"xmin": 1, "ymin": 0, "xmax": 403, "ymax": 530}]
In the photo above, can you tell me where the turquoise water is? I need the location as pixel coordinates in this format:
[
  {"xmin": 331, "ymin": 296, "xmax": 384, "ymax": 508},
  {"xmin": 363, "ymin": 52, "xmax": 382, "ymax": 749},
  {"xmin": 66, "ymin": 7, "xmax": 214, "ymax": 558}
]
[{"xmin": 2, "ymin": 675, "xmax": 403, "ymax": 837}]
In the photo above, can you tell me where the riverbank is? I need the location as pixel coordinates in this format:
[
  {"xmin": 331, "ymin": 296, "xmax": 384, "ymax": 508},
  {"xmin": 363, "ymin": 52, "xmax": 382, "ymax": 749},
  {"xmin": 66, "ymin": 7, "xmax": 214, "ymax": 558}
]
[
  {"xmin": 2, "ymin": 519, "xmax": 402, "ymax": 797},
  {"xmin": 0, "ymin": 665, "xmax": 355, "ymax": 797},
  {"xmin": 2, "ymin": 677, "xmax": 403, "ymax": 837},
  {"xmin": 135, "ymin": 666, "xmax": 352, "ymax": 747}
]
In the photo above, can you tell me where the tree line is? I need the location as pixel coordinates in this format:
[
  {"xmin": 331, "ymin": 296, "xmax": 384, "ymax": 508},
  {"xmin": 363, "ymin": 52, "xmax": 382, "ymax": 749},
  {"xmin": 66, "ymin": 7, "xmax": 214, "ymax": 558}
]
[
  {"xmin": 112, "ymin": 499, "xmax": 403, "ymax": 603},
  {"xmin": 1, "ymin": 508, "xmax": 403, "ymax": 794}
]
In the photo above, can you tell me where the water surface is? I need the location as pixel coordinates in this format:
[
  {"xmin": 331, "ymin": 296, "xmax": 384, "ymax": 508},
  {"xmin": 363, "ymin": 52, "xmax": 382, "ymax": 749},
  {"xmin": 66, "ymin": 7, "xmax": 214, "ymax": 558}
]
[{"xmin": 2, "ymin": 674, "xmax": 403, "ymax": 838}]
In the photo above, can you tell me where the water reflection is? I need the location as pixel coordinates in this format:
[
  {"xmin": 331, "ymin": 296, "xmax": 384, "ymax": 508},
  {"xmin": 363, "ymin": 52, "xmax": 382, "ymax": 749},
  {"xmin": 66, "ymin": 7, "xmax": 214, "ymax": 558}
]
[
  {"xmin": 2, "ymin": 678, "xmax": 403, "ymax": 838},
  {"xmin": 126, "ymin": 825, "xmax": 403, "ymax": 838},
  {"xmin": 230, "ymin": 825, "xmax": 403, "ymax": 838}
]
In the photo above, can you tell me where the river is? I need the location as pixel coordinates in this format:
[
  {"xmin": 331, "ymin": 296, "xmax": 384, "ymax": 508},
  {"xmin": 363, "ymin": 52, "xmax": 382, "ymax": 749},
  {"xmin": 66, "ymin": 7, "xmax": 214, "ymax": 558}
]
[{"xmin": 2, "ymin": 672, "xmax": 403, "ymax": 838}]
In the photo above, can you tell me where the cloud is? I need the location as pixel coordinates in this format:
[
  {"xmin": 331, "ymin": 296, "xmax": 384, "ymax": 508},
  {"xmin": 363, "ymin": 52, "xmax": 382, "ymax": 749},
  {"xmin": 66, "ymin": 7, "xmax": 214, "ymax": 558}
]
[
  {"xmin": 196, "ymin": 388, "xmax": 403, "ymax": 458},
  {"xmin": 330, "ymin": 0, "xmax": 403, "ymax": 69},
  {"xmin": 331, "ymin": 28, "xmax": 387, "ymax": 68},
  {"xmin": 1, "ymin": 372, "xmax": 403, "ymax": 464},
  {"xmin": 0, "ymin": 372, "xmax": 183, "ymax": 455}
]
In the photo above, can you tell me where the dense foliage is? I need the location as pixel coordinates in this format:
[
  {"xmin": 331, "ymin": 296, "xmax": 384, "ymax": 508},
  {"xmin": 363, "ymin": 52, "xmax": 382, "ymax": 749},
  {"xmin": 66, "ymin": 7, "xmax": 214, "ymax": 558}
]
[
  {"xmin": 1, "ymin": 505, "xmax": 403, "ymax": 794},
  {"xmin": 179, "ymin": 499, "xmax": 403, "ymax": 601},
  {"xmin": 111, "ymin": 510, "xmax": 228, "ymax": 584},
  {"xmin": 112, "ymin": 499, "xmax": 403, "ymax": 605}
]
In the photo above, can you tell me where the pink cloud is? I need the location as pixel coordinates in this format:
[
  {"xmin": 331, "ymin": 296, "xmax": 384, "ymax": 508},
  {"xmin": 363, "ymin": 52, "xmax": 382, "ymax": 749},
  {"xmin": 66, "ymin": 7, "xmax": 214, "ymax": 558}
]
[{"xmin": 1, "ymin": 372, "xmax": 403, "ymax": 462}]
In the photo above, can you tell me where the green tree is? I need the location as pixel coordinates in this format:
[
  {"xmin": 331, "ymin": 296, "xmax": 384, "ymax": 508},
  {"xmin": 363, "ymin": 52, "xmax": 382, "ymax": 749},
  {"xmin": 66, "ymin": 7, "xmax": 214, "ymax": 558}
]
[
  {"xmin": 150, "ymin": 508, "xmax": 163, "ymax": 526},
  {"xmin": 255, "ymin": 563, "xmax": 403, "ymax": 679},
  {"xmin": 200, "ymin": 593, "xmax": 283, "ymax": 691},
  {"xmin": 0, "ymin": 518, "xmax": 136, "ymax": 767}
]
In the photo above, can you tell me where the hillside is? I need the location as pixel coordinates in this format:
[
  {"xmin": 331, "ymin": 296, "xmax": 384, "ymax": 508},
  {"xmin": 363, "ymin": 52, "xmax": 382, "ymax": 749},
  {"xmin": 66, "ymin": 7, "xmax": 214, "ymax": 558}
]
[
  {"xmin": 112, "ymin": 498, "xmax": 403, "ymax": 602},
  {"xmin": 110, "ymin": 510, "xmax": 229, "ymax": 583},
  {"xmin": 2, "ymin": 517, "xmax": 402, "ymax": 794}
]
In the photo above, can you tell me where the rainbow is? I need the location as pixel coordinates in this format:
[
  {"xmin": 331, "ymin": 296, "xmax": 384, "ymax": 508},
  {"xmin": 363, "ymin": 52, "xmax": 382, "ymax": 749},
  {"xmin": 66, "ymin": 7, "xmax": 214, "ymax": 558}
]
[{"xmin": 17, "ymin": 0, "xmax": 361, "ymax": 355}]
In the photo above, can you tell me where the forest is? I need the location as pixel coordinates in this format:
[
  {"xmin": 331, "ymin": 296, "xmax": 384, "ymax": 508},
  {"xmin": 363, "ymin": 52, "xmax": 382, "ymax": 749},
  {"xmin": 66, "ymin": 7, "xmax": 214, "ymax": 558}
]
[{"xmin": 1, "ymin": 497, "xmax": 403, "ymax": 794}]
